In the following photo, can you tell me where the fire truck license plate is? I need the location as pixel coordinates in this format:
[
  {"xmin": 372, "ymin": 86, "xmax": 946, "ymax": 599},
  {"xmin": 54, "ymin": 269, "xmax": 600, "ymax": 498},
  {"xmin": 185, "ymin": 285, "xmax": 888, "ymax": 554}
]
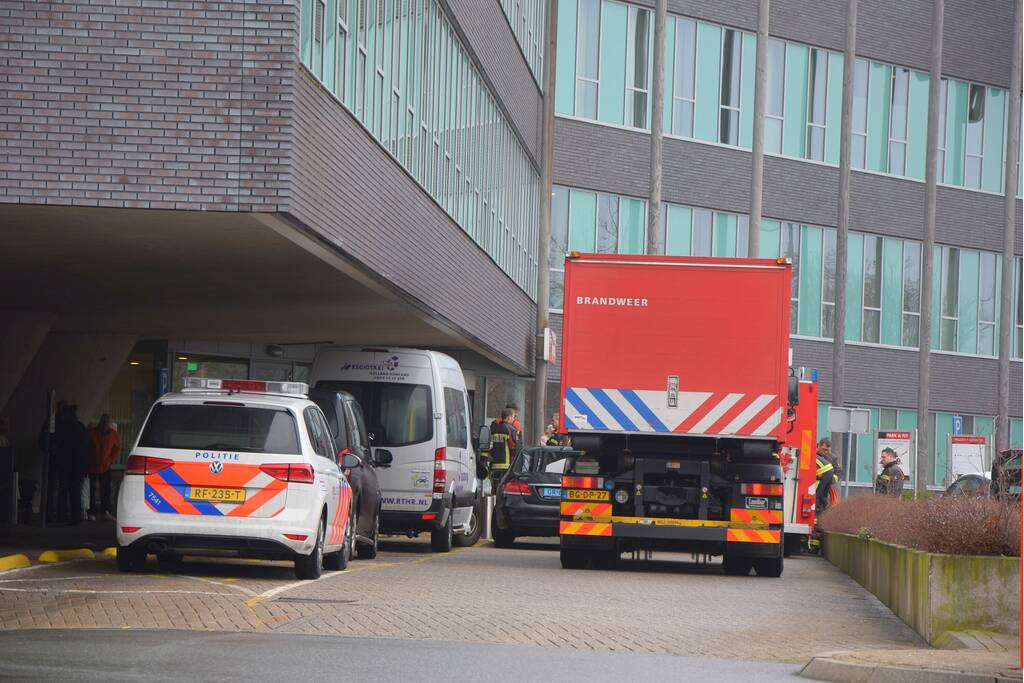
[
  {"xmin": 565, "ymin": 489, "xmax": 609, "ymax": 501},
  {"xmin": 745, "ymin": 496, "xmax": 768, "ymax": 509}
]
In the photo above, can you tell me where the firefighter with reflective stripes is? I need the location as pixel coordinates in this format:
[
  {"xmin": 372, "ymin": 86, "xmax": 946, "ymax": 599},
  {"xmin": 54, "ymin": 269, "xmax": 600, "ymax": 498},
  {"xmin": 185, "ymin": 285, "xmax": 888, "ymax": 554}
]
[
  {"xmin": 488, "ymin": 408, "xmax": 519, "ymax": 493},
  {"xmin": 815, "ymin": 437, "xmax": 836, "ymax": 513},
  {"xmin": 875, "ymin": 447, "xmax": 905, "ymax": 496}
]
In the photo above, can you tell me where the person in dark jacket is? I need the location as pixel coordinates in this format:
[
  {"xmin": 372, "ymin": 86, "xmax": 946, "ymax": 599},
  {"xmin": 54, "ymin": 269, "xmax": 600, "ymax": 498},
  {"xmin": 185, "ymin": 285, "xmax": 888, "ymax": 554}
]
[
  {"xmin": 56, "ymin": 404, "xmax": 89, "ymax": 524},
  {"xmin": 489, "ymin": 408, "xmax": 519, "ymax": 493},
  {"xmin": 815, "ymin": 437, "xmax": 836, "ymax": 512},
  {"xmin": 874, "ymin": 447, "xmax": 905, "ymax": 496}
]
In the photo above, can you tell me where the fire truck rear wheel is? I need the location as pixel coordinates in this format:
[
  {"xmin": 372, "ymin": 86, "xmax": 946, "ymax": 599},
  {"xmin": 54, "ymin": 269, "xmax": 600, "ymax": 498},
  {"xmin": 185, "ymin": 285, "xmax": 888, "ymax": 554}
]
[
  {"xmin": 722, "ymin": 555, "xmax": 753, "ymax": 576},
  {"xmin": 560, "ymin": 548, "xmax": 590, "ymax": 569},
  {"xmin": 753, "ymin": 556, "xmax": 784, "ymax": 578}
]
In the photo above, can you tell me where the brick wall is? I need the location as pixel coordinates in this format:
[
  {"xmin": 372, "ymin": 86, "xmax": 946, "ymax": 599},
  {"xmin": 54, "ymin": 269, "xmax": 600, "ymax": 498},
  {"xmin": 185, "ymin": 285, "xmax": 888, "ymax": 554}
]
[{"xmin": 0, "ymin": 0, "xmax": 295, "ymax": 211}]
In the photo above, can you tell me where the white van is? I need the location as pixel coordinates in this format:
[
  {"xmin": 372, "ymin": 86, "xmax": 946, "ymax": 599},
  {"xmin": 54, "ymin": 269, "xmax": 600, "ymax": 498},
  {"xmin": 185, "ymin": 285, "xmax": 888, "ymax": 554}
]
[{"xmin": 309, "ymin": 347, "xmax": 483, "ymax": 551}]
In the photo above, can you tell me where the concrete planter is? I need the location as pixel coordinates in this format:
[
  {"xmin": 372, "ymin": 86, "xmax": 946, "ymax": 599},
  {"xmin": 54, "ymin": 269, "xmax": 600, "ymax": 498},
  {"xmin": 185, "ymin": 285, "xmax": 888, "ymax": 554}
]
[{"xmin": 824, "ymin": 532, "xmax": 1020, "ymax": 644}]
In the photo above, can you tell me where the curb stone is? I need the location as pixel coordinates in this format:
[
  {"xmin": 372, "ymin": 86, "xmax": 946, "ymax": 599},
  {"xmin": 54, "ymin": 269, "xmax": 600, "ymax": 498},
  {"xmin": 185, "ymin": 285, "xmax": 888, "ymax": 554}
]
[
  {"xmin": 0, "ymin": 554, "xmax": 32, "ymax": 571},
  {"xmin": 38, "ymin": 548, "xmax": 95, "ymax": 563},
  {"xmin": 800, "ymin": 655, "xmax": 1019, "ymax": 683}
]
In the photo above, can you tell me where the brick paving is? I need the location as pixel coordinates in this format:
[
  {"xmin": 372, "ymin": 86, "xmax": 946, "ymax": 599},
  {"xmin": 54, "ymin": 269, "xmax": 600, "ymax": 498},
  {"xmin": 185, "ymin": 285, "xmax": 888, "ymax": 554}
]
[{"xmin": 0, "ymin": 538, "xmax": 924, "ymax": 663}]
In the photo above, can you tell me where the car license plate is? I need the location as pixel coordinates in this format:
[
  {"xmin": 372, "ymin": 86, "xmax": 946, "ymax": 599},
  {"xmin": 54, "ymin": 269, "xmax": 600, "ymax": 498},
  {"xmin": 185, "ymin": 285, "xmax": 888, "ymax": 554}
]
[
  {"xmin": 188, "ymin": 487, "xmax": 245, "ymax": 503},
  {"xmin": 541, "ymin": 487, "xmax": 561, "ymax": 499},
  {"xmin": 565, "ymin": 489, "xmax": 609, "ymax": 501}
]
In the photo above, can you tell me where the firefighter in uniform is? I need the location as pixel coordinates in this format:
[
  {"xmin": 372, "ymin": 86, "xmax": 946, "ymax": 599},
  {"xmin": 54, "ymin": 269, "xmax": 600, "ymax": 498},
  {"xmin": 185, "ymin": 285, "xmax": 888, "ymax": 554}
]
[
  {"xmin": 815, "ymin": 437, "xmax": 836, "ymax": 513},
  {"xmin": 875, "ymin": 447, "xmax": 905, "ymax": 496},
  {"xmin": 488, "ymin": 408, "xmax": 519, "ymax": 494}
]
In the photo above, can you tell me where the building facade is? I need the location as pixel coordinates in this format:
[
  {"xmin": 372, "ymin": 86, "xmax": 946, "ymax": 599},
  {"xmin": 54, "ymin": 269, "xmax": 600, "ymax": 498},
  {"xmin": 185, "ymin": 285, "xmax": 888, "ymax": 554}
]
[{"xmin": 544, "ymin": 0, "xmax": 1023, "ymax": 488}]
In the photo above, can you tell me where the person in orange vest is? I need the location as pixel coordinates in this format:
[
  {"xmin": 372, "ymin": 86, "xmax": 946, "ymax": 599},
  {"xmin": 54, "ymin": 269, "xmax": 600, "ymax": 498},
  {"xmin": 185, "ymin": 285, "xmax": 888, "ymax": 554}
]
[{"xmin": 87, "ymin": 414, "xmax": 120, "ymax": 521}]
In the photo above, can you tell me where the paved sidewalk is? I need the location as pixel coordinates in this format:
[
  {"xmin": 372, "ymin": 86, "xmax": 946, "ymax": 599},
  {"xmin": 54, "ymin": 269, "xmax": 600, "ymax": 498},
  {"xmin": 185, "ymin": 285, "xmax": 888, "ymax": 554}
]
[{"xmin": 801, "ymin": 647, "xmax": 1022, "ymax": 682}]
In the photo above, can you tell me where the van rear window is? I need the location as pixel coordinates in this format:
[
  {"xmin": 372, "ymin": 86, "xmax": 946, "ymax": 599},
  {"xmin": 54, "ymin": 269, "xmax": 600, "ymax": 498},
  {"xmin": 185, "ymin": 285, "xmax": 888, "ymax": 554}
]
[
  {"xmin": 315, "ymin": 381, "xmax": 432, "ymax": 447},
  {"xmin": 138, "ymin": 403, "xmax": 301, "ymax": 454}
]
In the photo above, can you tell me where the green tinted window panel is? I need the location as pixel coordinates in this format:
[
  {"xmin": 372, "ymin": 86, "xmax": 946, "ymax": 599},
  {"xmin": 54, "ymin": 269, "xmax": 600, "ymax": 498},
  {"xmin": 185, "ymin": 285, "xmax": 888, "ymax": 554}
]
[
  {"xmin": 555, "ymin": 0, "xmax": 578, "ymax": 115},
  {"xmin": 798, "ymin": 226, "xmax": 823, "ymax": 336},
  {"xmin": 974, "ymin": 416, "xmax": 994, "ymax": 440},
  {"xmin": 739, "ymin": 32, "xmax": 756, "ymax": 149},
  {"xmin": 662, "ymin": 18, "xmax": 675, "ymax": 133},
  {"xmin": 301, "ymin": 0, "xmax": 313, "ymax": 65},
  {"xmin": 619, "ymin": 197, "xmax": 646, "ymax": 254},
  {"xmin": 1011, "ymin": 419, "xmax": 1023, "ymax": 449},
  {"xmin": 665, "ymin": 205, "xmax": 692, "ymax": 255},
  {"xmin": 759, "ymin": 219, "xmax": 781, "ymax": 258},
  {"xmin": 713, "ymin": 213, "xmax": 737, "ymax": 256},
  {"xmin": 598, "ymin": 1, "xmax": 627, "ymax": 125},
  {"xmin": 957, "ymin": 249, "xmax": 979, "ymax": 354},
  {"xmin": 854, "ymin": 408, "xmax": 880, "ymax": 483},
  {"xmin": 782, "ymin": 43, "xmax": 808, "ymax": 158},
  {"xmin": 897, "ymin": 409, "xmax": 917, "ymax": 434},
  {"xmin": 944, "ymin": 79, "xmax": 968, "ymax": 185},
  {"xmin": 881, "ymin": 238, "xmax": 904, "ymax": 346},
  {"xmin": 845, "ymin": 232, "xmax": 864, "ymax": 341},
  {"xmin": 817, "ymin": 402, "xmax": 831, "ymax": 441},
  {"xmin": 931, "ymin": 245, "xmax": 942, "ymax": 350},
  {"xmin": 694, "ymin": 22, "xmax": 721, "ymax": 142},
  {"xmin": 982, "ymin": 87, "xmax": 1006, "ymax": 192},
  {"xmin": 323, "ymin": 0, "xmax": 337, "ymax": 90},
  {"xmin": 934, "ymin": 412, "xmax": 953, "ymax": 485},
  {"xmin": 568, "ymin": 190, "xmax": 597, "ymax": 251},
  {"xmin": 825, "ymin": 52, "xmax": 843, "ymax": 164},
  {"xmin": 865, "ymin": 62, "xmax": 891, "ymax": 172},
  {"xmin": 905, "ymin": 71, "xmax": 929, "ymax": 180}
]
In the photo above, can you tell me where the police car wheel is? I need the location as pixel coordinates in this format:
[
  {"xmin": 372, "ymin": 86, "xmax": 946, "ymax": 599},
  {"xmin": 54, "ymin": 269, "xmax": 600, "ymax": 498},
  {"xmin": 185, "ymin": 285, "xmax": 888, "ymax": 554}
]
[
  {"xmin": 356, "ymin": 503, "xmax": 379, "ymax": 559},
  {"xmin": 116, "ymin": 546, "xmax": 145, "ymax": 572},
  {"xmin": 453, "ymin": 500, "xmax": 483, "ymax": 547},
  {"xmin": 295, "ymin": 516, "xmax": 325, "ymax": 580},
  {"xmin": 430, "ymin": 508, "xmax": 453, "ymax": 553}
]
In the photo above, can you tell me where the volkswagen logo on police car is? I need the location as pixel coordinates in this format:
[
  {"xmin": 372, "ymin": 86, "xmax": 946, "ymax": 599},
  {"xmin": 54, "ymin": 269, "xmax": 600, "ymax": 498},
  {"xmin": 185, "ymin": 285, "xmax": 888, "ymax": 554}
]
[{"xmin": 209, "ymin": 461, "xmax": 223, "ymax": 475}]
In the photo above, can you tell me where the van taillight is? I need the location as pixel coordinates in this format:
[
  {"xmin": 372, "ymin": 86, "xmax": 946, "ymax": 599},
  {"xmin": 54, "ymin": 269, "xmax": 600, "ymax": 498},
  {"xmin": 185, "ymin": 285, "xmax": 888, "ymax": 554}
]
[
  {"xmin": 433, "ymin": 448, "xmax": 446, "ymax": 494},
  {"xmin": 125, "ymin": 455, "xmax": 174, "ymax": 475},
  {"xmin": 260, "ymin": 463, "xmax": 315, "ymax": 484}
]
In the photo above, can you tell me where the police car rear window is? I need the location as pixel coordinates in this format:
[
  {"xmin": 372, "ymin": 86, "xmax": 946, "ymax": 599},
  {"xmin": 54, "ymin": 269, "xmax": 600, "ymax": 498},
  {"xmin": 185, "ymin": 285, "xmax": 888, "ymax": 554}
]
[{"xmin": 138, "ymin": 403, "xmax": 301, "ymax": 454}]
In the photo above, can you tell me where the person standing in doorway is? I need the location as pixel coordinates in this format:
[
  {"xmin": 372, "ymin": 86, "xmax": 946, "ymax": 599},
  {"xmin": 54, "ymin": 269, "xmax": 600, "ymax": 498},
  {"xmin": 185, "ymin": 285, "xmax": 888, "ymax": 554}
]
[
  {"xmin": 875, "ymin": 447, "xmax": 905, "ymax": 496},
  {"xmin": 57, "ymin": 404, "xmax": 89, "ymax": 525},
  {"xmin": 87, "ymin": 414, "xmax": 120, "ymax": 521}
]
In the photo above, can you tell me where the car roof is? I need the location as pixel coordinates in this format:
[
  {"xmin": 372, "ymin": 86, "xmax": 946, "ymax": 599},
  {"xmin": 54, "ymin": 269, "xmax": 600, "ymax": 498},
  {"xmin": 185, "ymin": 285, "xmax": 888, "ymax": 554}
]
[{"xmin": 157, "ymin": 391, "xmax": 315, "ymax": 410}]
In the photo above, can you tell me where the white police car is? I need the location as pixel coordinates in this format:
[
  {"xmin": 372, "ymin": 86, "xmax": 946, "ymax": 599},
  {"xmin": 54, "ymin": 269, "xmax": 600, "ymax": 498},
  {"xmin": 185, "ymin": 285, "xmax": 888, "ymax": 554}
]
[{"xmin": 116, "ymin": 378, "xmax": 354, "ymax": 579}]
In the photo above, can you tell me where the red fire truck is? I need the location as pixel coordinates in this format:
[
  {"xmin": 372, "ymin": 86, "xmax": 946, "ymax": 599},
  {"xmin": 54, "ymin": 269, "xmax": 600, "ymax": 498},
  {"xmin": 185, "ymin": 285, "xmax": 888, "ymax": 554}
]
[{"xmin": 557, "ymin": 253, "xmax": 798, "ymax": 577}]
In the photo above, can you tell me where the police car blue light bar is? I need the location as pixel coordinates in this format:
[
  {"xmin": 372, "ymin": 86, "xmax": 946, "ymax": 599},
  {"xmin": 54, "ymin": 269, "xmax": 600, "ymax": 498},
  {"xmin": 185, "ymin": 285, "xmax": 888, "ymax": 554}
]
[{"xmin": 183, "ymin": 377, "xmax": 309, "ymax": 395}]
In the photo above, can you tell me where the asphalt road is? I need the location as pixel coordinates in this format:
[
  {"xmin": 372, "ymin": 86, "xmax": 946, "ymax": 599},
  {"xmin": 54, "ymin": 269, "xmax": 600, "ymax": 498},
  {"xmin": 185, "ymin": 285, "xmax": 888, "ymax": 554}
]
[{"xmin": 0, "ymin": 629, "xmax": 802, "ymax": 682}]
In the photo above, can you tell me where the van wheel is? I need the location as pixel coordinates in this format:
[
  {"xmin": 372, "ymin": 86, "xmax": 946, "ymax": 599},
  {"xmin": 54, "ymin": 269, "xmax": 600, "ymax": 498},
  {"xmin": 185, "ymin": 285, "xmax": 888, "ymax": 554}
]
[
  {"xmin": 325, "ymin": 504, "xmax": 354, "ymax": 571},
  {"xmin": 295, "ymin": 516, "xmax": 325, "ymax": 580},
  {"xmin": 753, "ymin": 556, "xmax": 784, "ymax": 578},
  {"xmin": 356, "ymin": 503, "xmax": 380, "ymax": 559},
  {"xmin": 116, "ymin": 546, "xmax": 145, "ymax": 572},
  {"xmin": 430, "ymin": 510, "xmax": 453, "ymax": 553},
  {"xmin": 453, "ymin": 500, "xmax": 483, "ymax": 547}
]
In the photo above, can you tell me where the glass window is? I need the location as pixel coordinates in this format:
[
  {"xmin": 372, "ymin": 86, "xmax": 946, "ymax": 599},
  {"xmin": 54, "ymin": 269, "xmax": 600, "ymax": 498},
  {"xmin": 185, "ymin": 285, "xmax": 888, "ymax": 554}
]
[
  {"xmin": 851, "ymin": 59, "xmax": 868, "ymax": 168},
  {"xmin": 888, "ymin": 68, "xmax": 910, "ymax": 176},
  {"xmin": 1015, "ymin": 258, "xmax": 1023, "ymax": 359},
  {"xmin": 336, "ymin": 0, "xmax": 349, "ymax": 100},
  {"xmin": 781, "ymin": 223, "xmax": 801, "ymax": 333},
  {"xmin": 977, "ymin": 251, "xmax": 997, "ymax": 355},
  {"xmin": 304, "ymin": 407, "xmax": 335, "ymax": 460},
  {"xmin": 576, "ymin": 0, "xmax": 600, "ymax": 118},
  {"xmin": 313, "ymin": 0, "xmax": 326, "ymax": 76},
  {"xmin": 672, "ymin": 17, "xmax": 697, "ymax": 136},
  {"xmin": 315, "ymin": 380, "xmax": 433, "ymax": 447},
  {"xmin": 139, "ymin": 404, "xmax": 301, "ymax": 455},
  {"xmin": 806, "ymin": 48, "xmax": 828, "ymax": 161},
  {"xmin": 719, "ymin": 29, "xmax": 742, "ymax": 145},
  {"xmin": 964, "ymin": 83, "xmax": 986, "ymax": 188},
  {"xmin": 692, "ymin": 209, "xmax": 713, "ymax": 256},
  {"xmin": 862, "ymin": 234, "xmax": 882, "ymax": 343},
  {"xmin": 902, "ymin": 241, "xmax": 921, "ymax": 347},
  {"xmin": 821, "ymin": 228, "xmax": 837, "ymax": 338},
  {"xmin": 765, "ymin": 38, "xmax": 785, "ymax": 153},
  {"xmin": 625, "ymin": 5, "xmax": 650, "ymax": 128},
  {"xmin": 940, "ymin": 246, "xmax": 960, "ymax": 351},
  {"xmin": 443, "ymin": 387, "xmax": 468, "ymax": 448},
  {"xmin": 596, "ymin": 193, "xmax": 618, "ymax": 253},
  {"xmin": 936, "ymin": 78, "xmax": 948, "ymax": 178}
]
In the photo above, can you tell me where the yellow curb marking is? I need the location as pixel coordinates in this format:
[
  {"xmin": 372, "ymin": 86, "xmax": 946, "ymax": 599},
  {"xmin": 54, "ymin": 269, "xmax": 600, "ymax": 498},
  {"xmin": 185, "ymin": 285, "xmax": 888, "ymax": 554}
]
[
  {"xmin": 0, "ymin": 554, "xmax": 31, "ymax": 572},
  {"xmin": 38, "ymin": 548, "xmax": 95, "ymax": 563},
  {"xmin": 100, "ymin": 547, "xmax": 118, "ymax": 558}
]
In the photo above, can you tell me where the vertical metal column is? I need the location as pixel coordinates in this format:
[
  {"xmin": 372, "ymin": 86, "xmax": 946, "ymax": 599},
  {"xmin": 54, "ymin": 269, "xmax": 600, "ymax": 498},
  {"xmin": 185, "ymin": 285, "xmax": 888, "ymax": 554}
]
[
  {"xmin": 532, "ymin": 0, "xmax": 558, "ymax": 446},
  {"xmin": 748, "ymin": 0, "xmax": 769, "ymax": 257},
  {"xmin": 997, "ymin": 0, "xmax": 1022, "ymax": 451},
  {"xmin": 647, "ymin": 0, "xmax": 667, "ymax": 255},
  {"xmin": 831, "ymin": 0, "xmax": 857, "ymax": 483},
  {"xmin": 917, "ymin": 0, "xmax": 944, "ymax": 494}
]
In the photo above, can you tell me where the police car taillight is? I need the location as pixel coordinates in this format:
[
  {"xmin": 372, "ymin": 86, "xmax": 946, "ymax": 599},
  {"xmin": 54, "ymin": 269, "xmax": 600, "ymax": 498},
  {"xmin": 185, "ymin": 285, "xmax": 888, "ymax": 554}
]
[
  {"xmin": 260, "ymin": 463, "xmax": 315, "ymax": 484},
  {"xmin": 125, "ymin": 455, "xmax": 174, "ymax": 476},
  {"xmin": 183, "ymin": 377, "xmax": 309, "ymax": 395},
  {"xmin": 433, "ymin": 448, "xmax": 446, "ymax": 494}
]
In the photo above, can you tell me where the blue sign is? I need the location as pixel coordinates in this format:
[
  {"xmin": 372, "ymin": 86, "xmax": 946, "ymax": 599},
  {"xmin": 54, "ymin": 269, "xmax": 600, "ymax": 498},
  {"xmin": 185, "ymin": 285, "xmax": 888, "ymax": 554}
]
[
  {"xmin": 158, "ymin": 367, "xmax": 169, "ymax": 397},
  {"xmin": 952, "ymin": 414, "xmax": 963, "ymax": 436}
]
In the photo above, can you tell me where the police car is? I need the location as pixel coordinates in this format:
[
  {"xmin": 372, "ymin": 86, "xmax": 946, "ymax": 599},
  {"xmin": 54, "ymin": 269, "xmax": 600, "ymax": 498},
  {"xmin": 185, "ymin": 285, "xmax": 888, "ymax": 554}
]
[{"xmin": 116, "ymin": 378, "xmax": 354, "ymax": 580}]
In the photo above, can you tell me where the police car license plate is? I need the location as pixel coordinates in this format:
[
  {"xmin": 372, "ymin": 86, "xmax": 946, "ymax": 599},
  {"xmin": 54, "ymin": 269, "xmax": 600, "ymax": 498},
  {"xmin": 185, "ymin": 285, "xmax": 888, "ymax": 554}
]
[
  {"xmin": 565, "ymin": 489, "xmax": 609, "ymax": 501},
  {"xmin": 188, "ymin": 487, "xmax": 245, "ymax": 503}
]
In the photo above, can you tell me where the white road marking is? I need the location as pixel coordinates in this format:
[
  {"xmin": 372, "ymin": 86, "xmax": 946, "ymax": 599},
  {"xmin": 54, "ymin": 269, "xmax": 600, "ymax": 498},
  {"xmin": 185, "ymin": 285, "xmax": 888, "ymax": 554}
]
[{"xmin": 0, "ymin": 587, "xmax": 236, "ymax": 596}]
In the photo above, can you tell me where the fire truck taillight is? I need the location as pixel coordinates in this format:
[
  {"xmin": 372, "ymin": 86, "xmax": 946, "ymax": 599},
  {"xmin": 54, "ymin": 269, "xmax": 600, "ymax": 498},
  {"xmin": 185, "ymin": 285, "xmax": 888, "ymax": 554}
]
[{"xmin": 740, "ymin": 483, "xmax": 784, "ymax": 496}]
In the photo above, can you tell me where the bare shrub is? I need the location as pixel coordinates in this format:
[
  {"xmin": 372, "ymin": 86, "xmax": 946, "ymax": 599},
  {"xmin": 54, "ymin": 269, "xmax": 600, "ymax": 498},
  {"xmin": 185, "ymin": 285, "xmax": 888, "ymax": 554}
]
[{"xmin": 819, "ymin": 494, "xmax": 1020, "ymax": 557}]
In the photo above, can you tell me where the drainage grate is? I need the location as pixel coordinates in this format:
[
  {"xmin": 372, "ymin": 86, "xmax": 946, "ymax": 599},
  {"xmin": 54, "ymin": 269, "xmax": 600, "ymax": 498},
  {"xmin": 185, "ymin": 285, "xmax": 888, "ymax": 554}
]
[{"xmin": 274, "ymin": 597, "xmax": 358, "ymax": 605}]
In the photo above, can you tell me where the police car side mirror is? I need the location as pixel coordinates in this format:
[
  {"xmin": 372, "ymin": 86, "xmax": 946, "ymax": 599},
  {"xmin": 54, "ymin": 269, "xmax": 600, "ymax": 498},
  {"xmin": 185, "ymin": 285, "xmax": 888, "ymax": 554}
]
[{"xmin": 477, "ymin": 426, "xmax": 492, "ymax": 452}]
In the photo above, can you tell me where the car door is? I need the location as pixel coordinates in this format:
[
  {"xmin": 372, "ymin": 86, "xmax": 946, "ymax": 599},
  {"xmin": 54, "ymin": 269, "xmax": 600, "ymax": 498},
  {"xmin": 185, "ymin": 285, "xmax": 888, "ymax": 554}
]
[
  {"xmin": 442, "ymin": 387, "xmax": 471, "ymax": 502},
  {"xmin": 345, "ymin": 400, "xmax": 378, "ymax": 537},
  {"xmin": 303, "ymin": 407, "xmax": 343, "ymax": 549}
]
